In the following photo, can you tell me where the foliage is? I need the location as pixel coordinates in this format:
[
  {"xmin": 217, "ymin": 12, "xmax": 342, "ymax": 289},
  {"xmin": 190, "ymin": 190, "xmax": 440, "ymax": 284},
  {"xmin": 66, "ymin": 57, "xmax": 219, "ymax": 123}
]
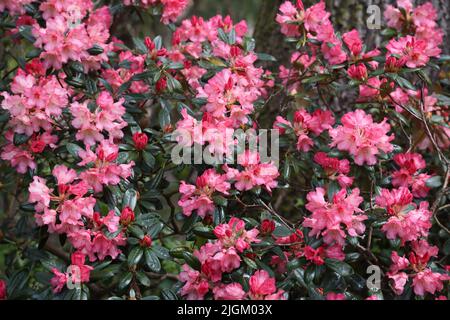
[{"xmin": 0, "ymin": 0, "xmax": 449, "ymax": 300}]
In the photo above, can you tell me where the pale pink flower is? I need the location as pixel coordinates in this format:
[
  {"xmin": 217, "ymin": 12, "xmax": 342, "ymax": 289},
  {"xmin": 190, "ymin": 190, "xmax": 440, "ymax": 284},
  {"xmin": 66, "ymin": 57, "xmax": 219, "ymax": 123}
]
[
  {"xmin": 213, "ymin": 283, "xmax": 246, "ymax": 300},
  {"xmin": 329, "ymin": 109, "xmax": 394, "ymax": 166}
]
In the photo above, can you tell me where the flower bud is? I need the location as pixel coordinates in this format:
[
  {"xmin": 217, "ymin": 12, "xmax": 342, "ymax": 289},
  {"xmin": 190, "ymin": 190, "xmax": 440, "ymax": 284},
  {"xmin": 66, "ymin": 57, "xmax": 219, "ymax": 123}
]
[
  {"xmin": 132, "ymin": 132, "xmax": 148, "ymax": 151},
  {"xmin": 0, "ymin": 280, "xmax": 7, "ymax": 300},
  {"xmin": 144, "ymin": 36, "xmax": 155, "ymax": 52},
  {"xmin": 260, "ymin": 219, "xmax": 275, "ymax": 235},
  {"xmin": 120, "ymin": 206, "xmax": 135, "ymax": 226},
  {"xmin": 140, "ymin": 235, "xmax": 152, "ymax": 248},
  {"xmin": 347, "ymin": 63, "xmax": 367, "ymax": 81}
]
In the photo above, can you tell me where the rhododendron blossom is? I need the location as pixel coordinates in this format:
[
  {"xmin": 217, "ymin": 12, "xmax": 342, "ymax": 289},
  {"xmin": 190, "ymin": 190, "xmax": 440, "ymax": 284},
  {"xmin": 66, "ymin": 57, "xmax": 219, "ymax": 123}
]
[
  {"xmin": 303, "ymin": 187, "xmax": 367, "ymax": 246},
  {"xmin": 329, "ymin": 109, "xmax": 394, "ymax": 166},
  {"xmin": 375, "ymin": 188, "xmax": 432, "ymax": 244}
]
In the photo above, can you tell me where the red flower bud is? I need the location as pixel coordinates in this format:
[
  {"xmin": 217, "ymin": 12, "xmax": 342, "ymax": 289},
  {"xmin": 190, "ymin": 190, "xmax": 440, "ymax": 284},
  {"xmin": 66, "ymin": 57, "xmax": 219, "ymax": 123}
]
[
  {"xmin": 260, "ymin": 219, "xmax": 275, "ymax": 235},
  {"xmin": 120, "ymin": 206, "xmax": 135, "ymax": 226},
  {"xmin": 0, "ymin": 280, "xmax": 6, "ymax": 300},
  {"xmin": 132, "ymin": 132, "xmax": 148, "ymax": 151},
  {"xmin": 144, "ymin": 36, "xmax": 155, "ymax": 52},
  {"xmin": 140, "ymin": 235, "xmax": 152, "ymax": 248},
  {"xmin": 30, "ymin": 137, "xmax": 46, "ymax": 153},
  {"xmin": 156, "ymin": 77, "xmax": 167, "ymax": 92},
  {"xmin": 347, "ymin": 63, "xmax": 367, "ymax": 81}
]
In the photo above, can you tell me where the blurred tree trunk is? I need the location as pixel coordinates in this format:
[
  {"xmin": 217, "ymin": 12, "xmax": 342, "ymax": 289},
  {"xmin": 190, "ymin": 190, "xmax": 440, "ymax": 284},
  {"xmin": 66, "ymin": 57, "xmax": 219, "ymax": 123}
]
[{"xmin": 253, "ymin": 0, "xmax": 291, "ymax": 70}]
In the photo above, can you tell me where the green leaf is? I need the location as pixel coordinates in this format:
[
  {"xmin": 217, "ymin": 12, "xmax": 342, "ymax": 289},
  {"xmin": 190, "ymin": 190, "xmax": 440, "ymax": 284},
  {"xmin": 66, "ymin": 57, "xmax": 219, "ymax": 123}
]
[
  {"xmin": 136, "ymin": 271, "xmax": 151, "ymax": 287},
  {"xmin": 293, "ymin": 268, "xmax": 307, "ymax": 288},
  {"xmin": 256, "ymin": 53, "xmax": 277, "ymax": 62},
  {"xmin": 161, "ymin": 288, "xmax": 178, "ymax": 300},
  {"xmin": 128, "ymin": 225, "xmax": 144, "ymax": 239},
  {"xmin": 122, "ymin": 189, "xmax": 137, "ymax": 210},
  {"xmin": 144, "ymin": 249, "xmax": 161, "ymax": 272},
  {"xmin": 327, "ymin": 180, "xmax": 340, "ymax": 200},
  {"xmin": 13, "ymin": 133, "xmax": 30, "ymax": 146},
  {"xmin": 273, "ymin": 225, "xmax": 292, "ymax": 237},
  {"xmin": 212, "ymin": 195, "xmax": 228, "ymax": 207},
  {"xmin": 213, "ymin": 207, "xmax": 225, "ymax": 225},
  {"xmin": 243, "ymin": 257, "xmax": 258, "ymax": 270},
  {"xmin": 143, "ymin": 151, "xmax": 155, "ymax": 168},
  {"xmin": 192, "ymin": 226, "xmax": 216, "ymax": 239},
  {"xmin": 426, "ymin": 176, "xmax": 442, "ymax": 188},
  {"xmin": 128, "ymin": 247, "xmax": 144, "ymax": 266},
  {"xmin": 325, "ymin": 258, "xmax": 354, "ymax": 276},
  {"xmin": 182, "ymin": 252, "xmax": 201, "ymax": 271},
  {"xmin": 148, "ymin": 221, "xmax": 164, "ymax": 238},
  {"xmin": 118, "ymin": 272, "xmax": 133, "ymax": 290},
  {"xmin": 66, "ymin": 143, "xmax": 83, "ymax": 158}
]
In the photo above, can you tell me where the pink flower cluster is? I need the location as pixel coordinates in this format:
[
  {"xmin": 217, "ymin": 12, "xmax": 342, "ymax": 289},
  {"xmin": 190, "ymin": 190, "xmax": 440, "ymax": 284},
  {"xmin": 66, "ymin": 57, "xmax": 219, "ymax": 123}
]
[
  {"xmin": 171, "ymin": 15, "xmax": 270, "ymax": 127},
  {"xmin": 385, "ymin": 0, "xmax": 443, "ymax": 68},
  {"xmin": 303, "ymin": 187, "xmax": 367, "ymax": 246},
  {"xmin": 391, "ymin": 153, "xmax": 431, "ymax": 198},
  {"xmin": 77, "ymin": 140, "xmax": 134, "ymax": 193},
  {"xmin": 178, "ymin": 168, "xmax": 230, "ymax": 218},
  {"xmin": 223, "ymin": 151, "xmax": 279, "ymax": 192},
  {"xmin": 388, "ymin": 240, "xmax": 449, "ymax": 296},
  {"xmin": 178, "ymin": 155, "xmax": 279, "ymax": 219},
  {"xmin": 28, "ymin": 164, "xmax": 127, "ymax": 262},
  {"xmin": 31, "ymin": 0, "xmax": 113, "ymax": 70},
  {"xmin": 179, "ymin": 218, "xmax": 285, "ymax": 300},
  {"xmin": 101, "ymin": 47, "xmax": 150, "ymax": 95},
  {"xmin": 274, "ymin": 108, "xmax": 335, "ymax": 152},
  {"xmin": 0, "ymin": 0, "xmax": 33, "ymax": 15},
  {"xmin": 0, "ymin": 64, "xmax": 67, "ymax": 172},
  {"xmin": 70, "ymin": 91, "xmax": 127, "ymax": 147},
  {"xmin": 51, "ymin": 252, "xmax": 93, "ymax": 293},
  {"xmin": 375, "ymin": 187, "xmax": 432, "ymax": 245},
  {"xmin": 123, "ymin": 0, "xmax": 189, "ymax": 24},
  {"xmin": 329, "ymin": 109, "xmax": 394, "ymax": 166},
  {"xmin": 276, "ymin": 1, "xmax": 347, "ymax": 65}
]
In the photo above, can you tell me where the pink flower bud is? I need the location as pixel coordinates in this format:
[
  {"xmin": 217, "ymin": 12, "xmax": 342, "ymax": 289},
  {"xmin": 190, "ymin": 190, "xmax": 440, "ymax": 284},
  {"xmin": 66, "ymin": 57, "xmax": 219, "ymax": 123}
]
[{"xmin": 132, "ymin": 132, "xmax": 148, "ymax": 150}]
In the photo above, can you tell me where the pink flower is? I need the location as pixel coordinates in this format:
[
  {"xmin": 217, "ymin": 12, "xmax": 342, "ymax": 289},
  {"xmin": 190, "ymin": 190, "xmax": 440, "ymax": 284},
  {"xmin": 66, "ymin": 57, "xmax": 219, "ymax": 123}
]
[
  {"xmin": 50, "ymin": 268, "xmax": 68, "ymax": 293},
  {"xmin": 388, "ymin": 272, "xmax": 409, "ymax": 295},
  {"xmin": 249, "ymin": 270, "xmax": 276, "ymax": 298},
  {"xmin": 342, "ymin": 29, "xmax": 363, "ymax": 57},
  {"xmin": 391, "ymin": 153, "xmax": 431, "ymax": 198},
  {"xmin": 388, "ymin": 240, "xmax": 448, "ymax": 296},
  {"xmin": 273, "ymin": 109, "xmax": 334, "ymax": 152},
  {"xmin": 303, "ymin": 187, "xmax": 366, "ymax": 245},
  {"xmin": 52, "ymin": 165, "xmax": 77, "ymax": 185},
  {"xmin": 214, "ymin": 217, "xmax": 260, "ymax": 252},
  {"xmin": 213, "ymin": 283, "xmax": 246, "ymax": 300},
  {"xmin": 329, "ymin": 109, "xmax": 394, "ymax": 166},
  {"xmin": 132, "ymin": 132, "xmax": 149, "ymax": 150},
  {"xmin": 178, "ymin": 169, "xmax": 230, "ymax": 218},
  {"xmin": 326, "ymin": 292, "xmax": 346, "ymax": 300},
  {"xmin": 28, "ymin": 176, "xmax": 52, "ymax": 213},
  {"xmin": 386, "ymin": 35, "xmax": 440, "ymax": 68},
  {"xmin": 69, "ymin": 252, "xmax": 94, "ymax": 283},
  {"xmin": 276, "ymin": 1, "xmax": 302, "ymax": 37},
  {"xmin": 179, "ymin": 264, "xmax": 210, "ymax": 300},
  {"xmin": 412, "ymin": 269, "xmax": 447, "ymax": 296},
  {"xmin": 376, "ymin": 188, "xmax": 432, "ymax": 244}
]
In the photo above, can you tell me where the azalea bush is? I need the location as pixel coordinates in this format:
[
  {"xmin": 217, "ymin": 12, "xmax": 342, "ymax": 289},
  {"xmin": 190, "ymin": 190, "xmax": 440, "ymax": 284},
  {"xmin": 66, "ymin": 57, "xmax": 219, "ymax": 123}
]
[{"xmin": 0, "ymin": 0, "xmax": 449, "ymax": 301}]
